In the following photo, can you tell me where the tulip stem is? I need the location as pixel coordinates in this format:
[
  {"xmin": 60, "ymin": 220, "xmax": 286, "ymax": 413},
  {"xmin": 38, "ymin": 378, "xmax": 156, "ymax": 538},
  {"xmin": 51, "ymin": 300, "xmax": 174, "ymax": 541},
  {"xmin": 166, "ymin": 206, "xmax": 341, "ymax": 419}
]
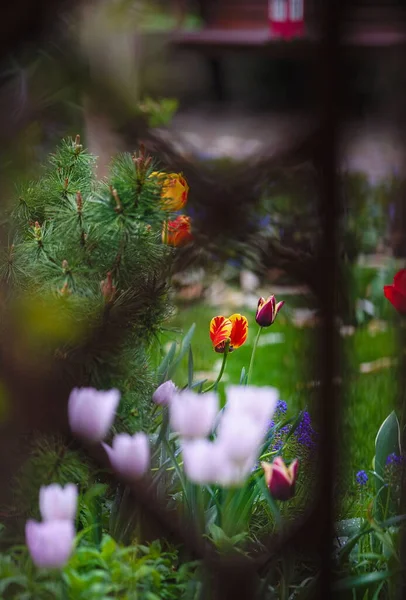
[
  {"xmin": 247, "ymin": 327, "xmax": 262, "ymax": 385},
  {"xmin": 203, "ymin": 342, "xmax": 229, "ymax": 392}
]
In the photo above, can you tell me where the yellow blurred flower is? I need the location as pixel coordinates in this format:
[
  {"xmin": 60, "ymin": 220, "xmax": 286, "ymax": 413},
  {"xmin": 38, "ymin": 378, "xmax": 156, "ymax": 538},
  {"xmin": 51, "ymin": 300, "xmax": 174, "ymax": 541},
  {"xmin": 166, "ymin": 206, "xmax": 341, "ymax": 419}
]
[{"xmin": 150, "ymin": 171, "xmax": 189, "ymax": 211}]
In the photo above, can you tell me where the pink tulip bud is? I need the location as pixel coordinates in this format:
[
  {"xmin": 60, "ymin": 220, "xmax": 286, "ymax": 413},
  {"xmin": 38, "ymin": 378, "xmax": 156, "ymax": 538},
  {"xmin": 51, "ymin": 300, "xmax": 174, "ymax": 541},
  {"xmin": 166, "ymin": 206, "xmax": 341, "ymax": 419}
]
[
  {"xmin": 39, "ymin": 484, "xmax": 78, "ymax": 522},
  {"xmin": 25, "ymin": 519, "xmax": 75, "ymax": 569},
  {"xmin": 103, "ymin": 432, "xmax": 150, "ymax": 481},
  {"xmin": 169, "ymin": 390, "xmax": 218, "ymax": 438},
  {"xmin": 225, "ymin": 385, "xmax": 278, "ymax": 429},
  {"xmin": 256, "ymin": 295, "xmax": 285, "ymax": 327},
  {"xmin": 152, "ymin": 380, "xmax": 177, "ymax": 405},
  {"xmin": 68, "ymin": 387, "xmax": 120, "ymax": 443},
  {"xmin": 262, "ymin": 457, "xmax": 299, "ymax": 501}
]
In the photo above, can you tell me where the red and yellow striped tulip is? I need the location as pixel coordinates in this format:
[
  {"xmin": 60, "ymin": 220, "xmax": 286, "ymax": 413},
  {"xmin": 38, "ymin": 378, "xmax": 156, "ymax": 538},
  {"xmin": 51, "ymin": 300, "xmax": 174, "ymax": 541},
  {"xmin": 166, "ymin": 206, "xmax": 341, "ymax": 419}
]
[{"xmin": 209, "ymin": 313, "xmax": 248, "ymax": 353}]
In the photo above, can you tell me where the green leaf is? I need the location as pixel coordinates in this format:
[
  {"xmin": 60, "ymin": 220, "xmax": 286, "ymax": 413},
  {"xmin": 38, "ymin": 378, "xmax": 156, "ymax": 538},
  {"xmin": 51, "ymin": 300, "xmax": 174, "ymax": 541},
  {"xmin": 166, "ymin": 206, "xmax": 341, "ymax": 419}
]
[
  {"xmin": 188, "ymin": 345, "xmax": 194, "ymax": 388},
  {"xmin": 157, "ymin": 342, "xmax": 177, "ymax": 384},
  {"xmin": 375, "ymin": 412, "xmax": 401, "ymax": 476},
  {"xmin": 332, "ymin": 570, "xmax": 394, "ymax": 591},
  {"xmin": 170, "ymin": 324, "xmax": 196, "ymax": 376},
  {"xmin": 374, "ymin": 411, "xmax": 401, "ymax": 521}
]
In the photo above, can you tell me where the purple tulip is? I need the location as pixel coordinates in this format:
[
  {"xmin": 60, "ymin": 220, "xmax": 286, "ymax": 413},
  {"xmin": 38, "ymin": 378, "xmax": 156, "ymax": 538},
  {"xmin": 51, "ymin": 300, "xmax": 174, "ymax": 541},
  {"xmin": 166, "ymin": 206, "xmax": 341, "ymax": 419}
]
[{"xmin": 152, "ymin": 380, "xmax": 177, "ymax": 405}]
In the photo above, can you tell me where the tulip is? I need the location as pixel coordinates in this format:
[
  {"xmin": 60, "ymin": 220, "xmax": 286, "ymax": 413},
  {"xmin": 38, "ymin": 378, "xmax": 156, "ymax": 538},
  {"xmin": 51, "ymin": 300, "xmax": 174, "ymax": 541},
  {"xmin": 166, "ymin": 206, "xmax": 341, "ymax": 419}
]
[
  {"xmin": 39, "ymin": 483, "xmax": 78, "ymax": 522},
  {"xmin": 262, "ymin": 457, "xmax": 299, "ymax": 501},
  {"xmin": 217, "ymin": 412, "xmax": 264, "ymax": 465},
  {"xmin": 225, "ymin": 385, "xmax": 278, "ymax": 429},
  {"xmin": 182, "ymin": 438, "xmax": 252, "ymax": 486},
  {"xmin": 209, "ymin": 313, "xmax": 248, "ymax": 353},
  {"xmin": 217, "ymin": 407, "xmax": 266, "ymax": 461},
  {"xmin": 25, "ymin": 519, "xmax": 75, "ymax": 569},
  {"xmin": 150, "ymin": 171, "xmax": 189, "ymax": 211},
  {"xmin": 103, "ymin": 432, "xmax": 150, "ymax": 481},
  {"xmin": 68, "ymin": 387, "xmax": 120, "ymax": 443},
  {"xmin": 152, "ymin": 380, "xmax": 177, "ymax": 405},
  {"xmin": 169, "ymin": 390, "xmax": 218, "ymax": 438},
  {"xmin": 384, "ymin": 269, "xmax": 406, "ymax": 314},
  {"xmin": 256, "ymin": 295, "xmax": 285, "ymax": 327},
  {"xmin": 162, "ymin": 215, "xmax": 193, "ymax": 247}
]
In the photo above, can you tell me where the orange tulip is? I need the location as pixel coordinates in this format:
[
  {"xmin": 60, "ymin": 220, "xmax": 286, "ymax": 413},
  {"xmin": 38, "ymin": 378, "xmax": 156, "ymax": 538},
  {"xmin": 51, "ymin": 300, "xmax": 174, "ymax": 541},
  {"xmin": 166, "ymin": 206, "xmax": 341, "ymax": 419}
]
[
  {"xmin": 150, "ymin": 171, "xmax": 189, "ymax": 211},
  {"xmin": 162, "ymin": 215, "xmax": 192, "ymax": 247},
  {"xmin": 209, "ymin": 313, "xmax": 248, "ymax": 353}
]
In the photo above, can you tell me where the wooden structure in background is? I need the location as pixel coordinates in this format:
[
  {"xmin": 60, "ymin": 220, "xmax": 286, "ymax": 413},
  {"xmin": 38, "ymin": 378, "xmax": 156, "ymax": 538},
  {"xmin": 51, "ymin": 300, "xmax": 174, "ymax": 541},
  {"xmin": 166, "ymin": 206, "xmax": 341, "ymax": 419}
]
[{"xmin": 171, "ymin": 0, "xmax": 406, "ymax": 100}]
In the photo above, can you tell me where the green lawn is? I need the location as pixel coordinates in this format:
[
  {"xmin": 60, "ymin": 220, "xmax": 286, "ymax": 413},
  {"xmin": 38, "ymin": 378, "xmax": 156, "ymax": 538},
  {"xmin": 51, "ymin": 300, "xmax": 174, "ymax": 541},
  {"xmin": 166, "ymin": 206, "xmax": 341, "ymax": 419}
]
[{"xmin": 161, "ymin": 295, "xmax": 399, "ymax": 514}]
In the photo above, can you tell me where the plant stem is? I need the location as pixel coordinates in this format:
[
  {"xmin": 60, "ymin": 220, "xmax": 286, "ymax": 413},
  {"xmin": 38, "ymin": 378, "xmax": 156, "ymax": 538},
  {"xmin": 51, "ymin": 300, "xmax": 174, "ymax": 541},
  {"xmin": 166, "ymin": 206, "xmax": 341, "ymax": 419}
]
[
  {"xmin": 203, "ymin": 343, "xmax": 229, "ymax": 392},
  {"xmin": 247, "ymin": 327, "xmax": 262, "ymax": 385}
]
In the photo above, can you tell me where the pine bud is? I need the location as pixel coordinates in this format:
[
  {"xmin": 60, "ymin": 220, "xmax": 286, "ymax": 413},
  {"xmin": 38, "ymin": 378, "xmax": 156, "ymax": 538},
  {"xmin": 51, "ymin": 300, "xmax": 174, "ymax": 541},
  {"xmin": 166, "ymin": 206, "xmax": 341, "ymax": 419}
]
[
  {"xmin": 100, "ymin": 271, "xmax": 117, "ymax": 303},
  {"xmin": 33, "ymin": 221, "xmax": 42, "ymax": 242},
  {"xmin": 74, "ymin": 134, "xmax": 82, "ymax": 153},
  {"xmin": 60, "ymin": 282, "xmax": 71, "ymax": 296},
  {"xmin": 111, "ymin": 188, "xmax": 122, "ymax": 213},
  {"xmin": 64, "ymin": 177, "xmax": 69, "ymax": 190},
  {"xmin": 62, "ymin": 259, "xmax": 69, "ymax": 271},
  {"xmin": 76, "ymin": 191, "xmax": 83, "ymax": 213}
]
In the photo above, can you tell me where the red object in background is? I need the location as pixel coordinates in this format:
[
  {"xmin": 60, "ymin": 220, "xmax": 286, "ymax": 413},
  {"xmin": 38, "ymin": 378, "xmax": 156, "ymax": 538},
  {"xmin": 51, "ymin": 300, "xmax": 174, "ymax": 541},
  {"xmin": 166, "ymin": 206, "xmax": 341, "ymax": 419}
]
[{"xmin": 268, "ymin": 0, "xmax": 305, "ymax": 39}]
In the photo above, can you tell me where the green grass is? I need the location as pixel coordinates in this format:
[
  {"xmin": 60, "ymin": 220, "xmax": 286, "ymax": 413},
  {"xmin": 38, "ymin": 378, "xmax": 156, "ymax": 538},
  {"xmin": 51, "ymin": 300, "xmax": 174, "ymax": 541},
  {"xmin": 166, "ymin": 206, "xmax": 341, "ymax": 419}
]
[{"xmin": 160, "ymin": 296, "xmax": 399, "ymax": 515}]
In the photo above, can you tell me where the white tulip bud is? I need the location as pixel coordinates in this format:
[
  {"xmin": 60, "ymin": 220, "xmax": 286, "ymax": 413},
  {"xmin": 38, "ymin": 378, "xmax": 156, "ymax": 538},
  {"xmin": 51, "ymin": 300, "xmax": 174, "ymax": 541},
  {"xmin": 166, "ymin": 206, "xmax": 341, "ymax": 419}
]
[
  {"xmin": 169, "ymin": 390, "xmax": 218, "ymax": 438},
  {"xmin": 225, "ymin": 385, "xmax": 278, "ymax": 428},
  {"xmin": 25, "ymin": 519, "xmax": 75, "ymax": 569},
  {"xmin": 68, "ymin": 387, "xmax": 120, "ymax": 443},
  {"xmin": 103, "ymin": 432, "xmax": 150, "ymax": 481},
  {"xmin": 39, "ymin": 483, "xmax": 78, "ymax": 522}
]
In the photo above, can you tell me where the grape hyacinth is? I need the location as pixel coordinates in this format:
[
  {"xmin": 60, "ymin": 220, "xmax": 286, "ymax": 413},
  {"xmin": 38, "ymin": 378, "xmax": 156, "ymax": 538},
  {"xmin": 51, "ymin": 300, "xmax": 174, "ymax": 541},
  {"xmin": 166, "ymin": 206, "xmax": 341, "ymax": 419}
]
[
  {"xmin": 294, "ymin": 411, "xmax": 316, "ymax": 449},
  {"xmin": 356, "ymin": 470, "xmax": 368, "ymax": 486},
  {"xmin": 386, "ymin": 453, "xmax": 404, "ymax": 466}
]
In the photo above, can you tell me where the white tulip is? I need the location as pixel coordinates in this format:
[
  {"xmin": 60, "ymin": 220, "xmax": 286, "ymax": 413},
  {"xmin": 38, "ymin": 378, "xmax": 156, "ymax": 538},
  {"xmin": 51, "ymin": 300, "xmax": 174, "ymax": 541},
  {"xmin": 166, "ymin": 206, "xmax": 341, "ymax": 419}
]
[
  {"xmin": 68, "ymin": 387, "xmax": 120, "ymax": 443},
  {"xmin": 225, "ymin": 385, "xmax": 278, "ymax": 428},
  {"xmin": 39, "ymin": 483, "xmax": 78, "ymax": 522},
  {"xmin": 169, "ymin": 390, "xmax": 218, "ymax": 438},
  {"xmin": 25, "ymin": 519, "xmax": 75, "ymax": 569},
  {"xmin": 103, "ymin": 432, "xmax": 150, "ymax": 481},
  {"xmin": 217, "ymin": 411, "xmax": 265, "ymax": 464}
]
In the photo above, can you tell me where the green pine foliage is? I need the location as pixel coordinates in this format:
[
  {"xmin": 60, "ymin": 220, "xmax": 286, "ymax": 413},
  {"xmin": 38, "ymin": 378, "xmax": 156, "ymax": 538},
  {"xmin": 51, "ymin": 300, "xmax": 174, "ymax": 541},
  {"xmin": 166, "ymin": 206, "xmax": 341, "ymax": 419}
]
[
  {"xmin": 4, "ymin": 135, "xmax": 178, "ymax": 433},
  {"xmin": 1, "ymin": 135, "xmax": 184, "ymax": 519}
]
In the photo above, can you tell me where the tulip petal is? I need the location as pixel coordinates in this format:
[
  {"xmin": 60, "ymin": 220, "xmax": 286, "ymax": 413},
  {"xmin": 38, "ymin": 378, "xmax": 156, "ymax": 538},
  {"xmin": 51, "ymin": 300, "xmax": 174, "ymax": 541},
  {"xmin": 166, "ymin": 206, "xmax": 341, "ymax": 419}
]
[
  {"xmin": 229, "ymin": 314, "xmax": 248, "ymax": 349},
  {"xmin": 394, "ymin": 269, "xmax": 406, "ymax": 292},
  {"xmin": 384, "ymin": 285, "xmax": 406, "ymax": 314},
  {"xmin": 210, "ymin": 316, "xmax": 232, "ymax": 349}
]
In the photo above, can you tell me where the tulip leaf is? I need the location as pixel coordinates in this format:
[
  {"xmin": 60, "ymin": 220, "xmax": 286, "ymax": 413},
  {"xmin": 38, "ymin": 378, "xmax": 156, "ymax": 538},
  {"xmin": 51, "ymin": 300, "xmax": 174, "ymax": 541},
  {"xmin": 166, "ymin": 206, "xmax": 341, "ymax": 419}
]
[
  {"xmin": 374, "ymin": 411, "xmax": 401, "ymax": 521},
  {"xmin": 170, "ymin": 324, "xmax": 196, "ymax": 376},
  {"xmin": 375, "ymin": 411, "xmax": 401, "ymax": 476},
  {"xmin": 188, "ymin": 345, "xmax": 194, "ymax": 388},
  {"xmin": 157, "ymin": 342, "xmax": 177, "ymax": 384}
]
